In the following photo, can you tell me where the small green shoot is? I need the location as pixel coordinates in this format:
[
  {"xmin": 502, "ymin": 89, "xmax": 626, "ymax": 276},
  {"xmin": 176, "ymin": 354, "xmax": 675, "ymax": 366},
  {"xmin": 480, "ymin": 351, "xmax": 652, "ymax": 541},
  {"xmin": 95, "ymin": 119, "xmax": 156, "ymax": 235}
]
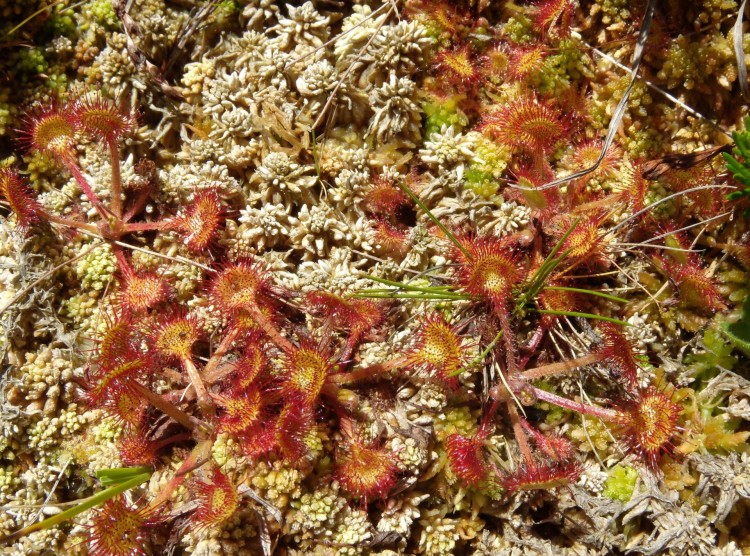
[
  {"xmin": 517, "ymin": 217, "xmax": 581, "ymax": 310},
  {"xmin": 723, "ymin": 116, "xmax": 750, "ymax": 213},
  {"xmin": 449, "ymin": 329, "xmax": 503, "ymax": 376},
  {"xmin": 720, "ymin": 295, "xmax": 750, "ymax": 355}
]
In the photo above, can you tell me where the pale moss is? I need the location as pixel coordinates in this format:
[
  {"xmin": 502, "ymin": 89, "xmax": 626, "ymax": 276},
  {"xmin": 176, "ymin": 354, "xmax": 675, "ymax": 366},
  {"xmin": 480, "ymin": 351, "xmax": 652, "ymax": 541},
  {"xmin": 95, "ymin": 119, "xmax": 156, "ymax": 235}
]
[
  {"xmin": 60, "ymin": 291, "xmax": 99, "ymax": 323},
  {"xmin": 75, "ymin": 243, "xmax": 116, "ymax": 292},
  {"xmin": 623, "ymin": 127, "xmax": 661, "ymax": 159},
  {"xmin": 0, "ymin": 88, "xmax": 14, "ymax": 136},
  {"xmin": 91, "ymin": 416, "xmax": 121, "ymax": 443},
  {"xmin": 433, "ymin": 407, "xmax": 477, "ymax": 442},
  {"xmin": 26, "ymin": 405, "xmax": 87, "ymax": 462},
  {"xmin": 568, "ymin": 415, "xmax": 613, "ymax": 454},
  {"xmin": 23, "ymin": 151, "xmax": 58, "ymax": 184},
  {"xmin": 0, "ymin": 465, "xmax": 21, "ymax": 505},
  {"xmin": 589, "ymin": 0, "xmax": 631, "ymax": 26},
  {"xmin": 417, "ymin": 514, "xmax": 459, "ymax": 556},
  {"xmin": 289, "ymin": 483, "xmax": 346, "ymax": 539},
  {"xmin": 211, "ymin": 433, "xmax": 239, "ymax": 468},
  {"xmin": 390, "ymin": 436, "xmax": 429, "ymax": 473},
  {"xmin": 248, "ymin": 460, "xmax": 303, "ymax": 509},
  {"xmin": 657, "ymin": 32, "xmax": 741, "ymax": 92},
  {"xmin": 330, "ymin": 507, "xmax": 372, "ymax": 555}
]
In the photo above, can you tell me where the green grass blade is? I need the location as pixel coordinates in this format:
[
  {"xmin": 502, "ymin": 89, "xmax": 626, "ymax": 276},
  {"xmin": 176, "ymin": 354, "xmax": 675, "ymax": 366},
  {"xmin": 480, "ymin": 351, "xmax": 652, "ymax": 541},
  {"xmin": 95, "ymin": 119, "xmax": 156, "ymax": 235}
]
[
  {"xmin": 351, "ymin": 291, "xmax": 468, "ymax": 301},
  {"xmin": 518, "ymin": 217, "xmax": 580, "ymax": 307},
  {"xmin": 532, "ymin": 309, "xmax": 630, "ymax": 326},
  {"xmin": 0, "ymin": 471, "xmax": 151, "ymax": 544},
  {"xmin": 355, "ymin": 275, "xmax": 471, "ymax": 300},
  {"xmin": 449, "ymin": 329, "xmax": 503, "ymax": 376},
  {"xmin": 394, "ymin": 181, "xmax": 471, "ymax": 259},
  {"xmin": 364, "ymin": 275, "xmax": 456, "ymax": 293},
  {"xmin": 542, "ymin": 286, "xmax": 629, "ymax": 304},
  {"xmin": 96, "ymin": 466, "xmax": 153, "ymax": 486}
]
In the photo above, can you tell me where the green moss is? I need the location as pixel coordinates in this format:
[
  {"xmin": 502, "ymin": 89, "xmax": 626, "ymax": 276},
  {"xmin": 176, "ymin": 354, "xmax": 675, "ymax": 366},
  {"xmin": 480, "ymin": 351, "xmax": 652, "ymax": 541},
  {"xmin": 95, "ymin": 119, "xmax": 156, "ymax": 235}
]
[
  {"xmin": 423, "ymin": 96, "xmax": 468, "ymax": 137},
  {"xmin": 503, "ymin": 14, "xmax": 534, "ymax": 44},
  {"xmin": 603, "ymin": 465, "xmax": 638, "ymax": 502},
  {"xmin": 45, "ymin": 72, "xmax": 68, "ymax": 93},
  {"xmin": 721, "ymin": 296, "xmax": 750, "ymax": 355},
  {"xmin": 90, "ymin": 0, "xmax": 118, "ymax": 28},
  {"xmin": 46, "ymin": 12, "xmax": 76, "ymax": 37},
  {"xmin": 208, "ymin": 0, "xmax": 241, "ymax": 26},
  {"xmin": 434, "ymin": 406, "xmax": 477, "ymax": 441},
  {"xmin": 684, "ymin": 324, "xmax": 737, "ymax": 380},
  {"xmin": 471, "ymin": 134, "xmax": 510, "ymax": 179},
  {"xmin": 0, "ymin": 88, "xmax": 15, "ymax": 136},
  {"xmin": 624, "ymin": 127, "xmax": 661, "ymax": 159},
  {"xmin": 14, "ymin": 46, "xmax": 48, "ymax": 76},
  {"xmin": 536, "ymin": 39, "xmax": 592, "ymax": 96},
  {"xmin": 464, "ymin": 166, "xmax": 498, "ymax": 198}
]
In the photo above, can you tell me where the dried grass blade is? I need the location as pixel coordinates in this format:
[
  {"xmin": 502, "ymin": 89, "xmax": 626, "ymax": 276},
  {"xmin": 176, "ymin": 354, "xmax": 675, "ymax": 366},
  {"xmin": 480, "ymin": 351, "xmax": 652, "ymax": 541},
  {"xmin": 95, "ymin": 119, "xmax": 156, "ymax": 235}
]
[
  {"xmin": 735, "ymin": 0, "xmax": 750, "ymax": 101},
  {"xmin": 517, "ymin": 0, "xmax": 657, "ymax": 192}
]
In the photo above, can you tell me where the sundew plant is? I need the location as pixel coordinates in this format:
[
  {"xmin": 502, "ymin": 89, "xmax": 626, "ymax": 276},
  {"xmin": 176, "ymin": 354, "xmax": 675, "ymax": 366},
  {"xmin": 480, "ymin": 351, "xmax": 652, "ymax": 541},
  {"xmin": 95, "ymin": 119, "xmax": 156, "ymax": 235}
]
[{"xmin": 1, "ymin": 0, "xmax": 750, "ymax": 555}]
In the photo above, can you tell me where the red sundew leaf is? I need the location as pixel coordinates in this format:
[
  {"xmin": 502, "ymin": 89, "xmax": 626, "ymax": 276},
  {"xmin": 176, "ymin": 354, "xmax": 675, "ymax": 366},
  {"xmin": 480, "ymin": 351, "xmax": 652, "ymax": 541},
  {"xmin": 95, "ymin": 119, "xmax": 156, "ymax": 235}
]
[
  {"xmin": 403, "ymin": 313, "xmax": 467, "ymax": 388},
  {"xmin": 595, "ymin": 322, "xmax": 641, "ymax": 387},
  {"xmin": 17, "ymin": 102, "xmax": 77, "ymax": 161},
  {"xmin": 281, "ymin": 341, "xmax": 334, "ymax": 407},
  {"xmin": 227, "ymin": 336, "xmax": 269, "ymax": 391},
  {"xmin": 614, "ymin": 385, "xmax": 682, "ymax": 468},
  {"xmin": 148, "ymin": 310, "xmax": 201, "ymax": 362},
  {"xmin": 433, "ymin": 42, "xmax": 485, "ymax": 91},
  {"xmin": 71, "ymin": 93, "xmax": 138, "ymax": 145},
  {"xmin": 501, "ymin": 460, "xmax": 581, "ymax": 492},
  {"xmin": 363, "ymin": 174, "xmax": 410, "ymax": 215},
  {"xmin": 214, "ymin": 385, "xmax": 264, "ymax": 435},
  {"xmin": 533, "ymin": 0, "xmax": 576, "ymax": 39},
  {"xmin": 188, "ymin": 467, "xmax": 241, "ymax": 531},
  {"xmin": 0, "ymin": 168, "xmax": 44, "ymax": 232},
  {"xmin": 451, "ymin": 235, "xmax": 526, "ymax": 313},
  {"xmin": 520, "ymin": 419, "xmax": 575, "ymax": 463},
  {"xmin": 306, "ymin": 291, "xmax": 384, "ymax": 336},
  {"xmin": 371, "ymin": 218, "xmax": 411, "ymax": 259},
  {"xmin": 445, "ymin": 433, "xmax": 487, "ymax": 486},
  {"xmin": 506, "ymin": 44, "xmax": 548, "ymax": 81},
  {"xmin": 85, "ymin": 357, "xmax": 151, "ymax": 407},
  {"xmin": 479, "ymin": 96, "xmax": 569, "ymax": 154},
  {"xmin": 172, "ymin": 189, "xmax": 225, "ymax": 253},
  {"xmin": 117, "ymin": 269, "xmax": 172, "ymax": 315},
  {"xmin": 117, "ymin": 430, "xmax": 160, "ymax": 467},
  {"xmin": 335, "ymin": 433, "xmax": 397, "ymax": 501},
  {"xmin": 87, "ymin": 496, "xmax": 159, "ymax": 556},
  {"xmin": 275, "ymin": 400, "xmax": 315, "ymax": 462},
  {"xmin": 209, "ymin": 258, "xmax": 275, "ymax": 317},
  {"xmin": 100, "ymin": 387, "xmax": 148, "ymax": 430}
]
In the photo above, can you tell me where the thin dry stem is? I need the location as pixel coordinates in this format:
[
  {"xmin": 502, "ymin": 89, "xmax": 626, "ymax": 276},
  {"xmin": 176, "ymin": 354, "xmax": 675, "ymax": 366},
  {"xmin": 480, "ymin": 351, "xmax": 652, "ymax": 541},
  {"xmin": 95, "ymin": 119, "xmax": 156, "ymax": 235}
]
[{"xmin": 521, "ymin": 353, "xmax": 602, "ymax": 381}]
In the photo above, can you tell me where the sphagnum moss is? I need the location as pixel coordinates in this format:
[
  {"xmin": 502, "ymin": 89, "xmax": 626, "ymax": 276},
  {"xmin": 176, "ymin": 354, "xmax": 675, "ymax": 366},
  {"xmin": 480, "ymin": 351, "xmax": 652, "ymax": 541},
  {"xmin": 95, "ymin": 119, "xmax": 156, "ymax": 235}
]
[{"xmin": 0, "ymin": 1, "xmax": 749, "ymax": 555}]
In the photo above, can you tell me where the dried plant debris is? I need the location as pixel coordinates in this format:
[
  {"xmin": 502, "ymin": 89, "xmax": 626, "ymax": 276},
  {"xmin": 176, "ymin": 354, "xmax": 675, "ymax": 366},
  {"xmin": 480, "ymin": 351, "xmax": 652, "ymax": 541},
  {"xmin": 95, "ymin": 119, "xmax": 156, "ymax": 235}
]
[{"xmin": 0, "ymin": 0, "xmax": 750, "ymax": 554}]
